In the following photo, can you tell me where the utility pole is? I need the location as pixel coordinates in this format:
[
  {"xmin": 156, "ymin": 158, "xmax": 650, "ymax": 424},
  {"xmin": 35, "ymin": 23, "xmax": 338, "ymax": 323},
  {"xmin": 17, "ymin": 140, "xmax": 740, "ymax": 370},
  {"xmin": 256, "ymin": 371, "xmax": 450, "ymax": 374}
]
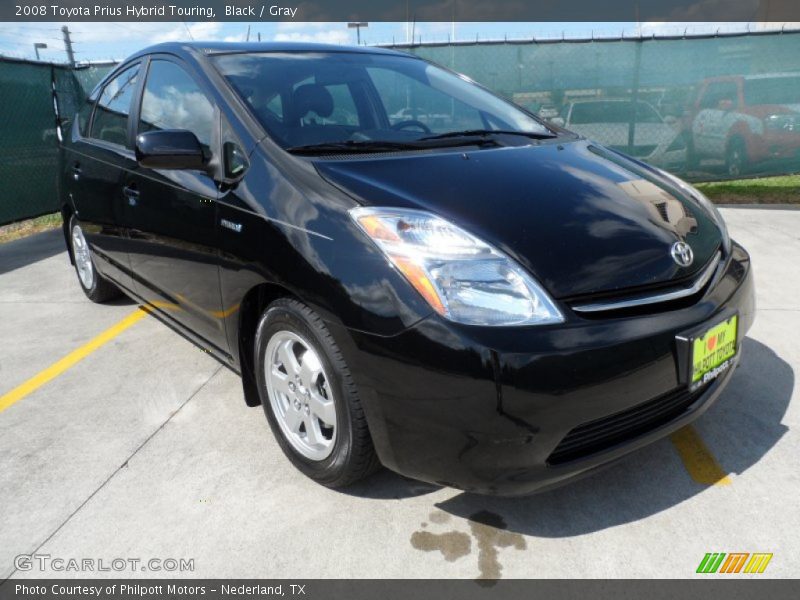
[
  {"xmin": 61, "ymin": 26, "xmax": 75, "ymax": 67},
  {"xmin": 627, "ymin": 39, "xmax": 643, "ymax": 156},
  {"xmin": 347, "ymin": 22, "xmax": 368, "ymax": 45}
]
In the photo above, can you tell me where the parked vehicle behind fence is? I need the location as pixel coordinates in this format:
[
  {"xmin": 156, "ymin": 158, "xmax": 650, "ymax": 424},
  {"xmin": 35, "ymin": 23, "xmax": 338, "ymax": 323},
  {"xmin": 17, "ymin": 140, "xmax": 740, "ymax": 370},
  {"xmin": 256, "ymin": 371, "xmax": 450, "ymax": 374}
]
[
  {"xmin": 554, "ymin": 98, "xmax": 687, "ymax": 172},
  {"xmin": 685, "ymin": 73, "xmax": 800, "ymax": 176}
]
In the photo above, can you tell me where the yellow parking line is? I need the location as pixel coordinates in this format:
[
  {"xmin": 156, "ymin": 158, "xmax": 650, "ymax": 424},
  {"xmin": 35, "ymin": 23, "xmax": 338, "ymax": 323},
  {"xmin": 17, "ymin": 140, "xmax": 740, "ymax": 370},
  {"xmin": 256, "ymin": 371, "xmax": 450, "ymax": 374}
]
[
  {"xmin": 670, "ymin": 425, "xmax": 731, "ymax": 486},
  {"xmin": 0, "ymin": 308, "xmax": 149, "ymax": 414}
]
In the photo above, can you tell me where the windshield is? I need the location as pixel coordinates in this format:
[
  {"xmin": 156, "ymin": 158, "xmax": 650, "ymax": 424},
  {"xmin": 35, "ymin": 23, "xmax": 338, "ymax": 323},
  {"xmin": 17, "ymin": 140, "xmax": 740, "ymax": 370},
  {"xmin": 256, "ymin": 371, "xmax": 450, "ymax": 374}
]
[
  {"xmin": 744, "ymin": 76, "xmax": 800, "ymax": 106},
  {"xmin": 211, "ymin": 51, "xmax": 550, "ymax": 149}
]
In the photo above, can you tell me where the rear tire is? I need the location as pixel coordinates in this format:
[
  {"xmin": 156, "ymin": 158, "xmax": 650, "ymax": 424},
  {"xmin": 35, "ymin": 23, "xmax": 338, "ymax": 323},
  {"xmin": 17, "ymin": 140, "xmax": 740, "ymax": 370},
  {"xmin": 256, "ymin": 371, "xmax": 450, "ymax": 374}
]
[
  {"xmin": 69, "ymin": 216, "xmax": 121, "ymax": 303},
  {"xmin": 254, "ymin": 298, "xmax": 380, "ymax": 488}
]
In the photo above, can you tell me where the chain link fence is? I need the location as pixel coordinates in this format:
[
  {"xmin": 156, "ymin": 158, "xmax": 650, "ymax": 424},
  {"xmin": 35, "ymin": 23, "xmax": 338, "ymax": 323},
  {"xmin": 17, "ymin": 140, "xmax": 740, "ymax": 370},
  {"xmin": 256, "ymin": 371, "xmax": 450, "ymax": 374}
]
[
  {"xmin": 388, "ymin": 30, "xmax": 800, "ymax": 182},
  {"xmin": 0, "ymin": 58, "xmax": 114, "ymax": 226},
  {"xmin": 2, "ymin": 31, "xmax": 799, "ymax": 225}
]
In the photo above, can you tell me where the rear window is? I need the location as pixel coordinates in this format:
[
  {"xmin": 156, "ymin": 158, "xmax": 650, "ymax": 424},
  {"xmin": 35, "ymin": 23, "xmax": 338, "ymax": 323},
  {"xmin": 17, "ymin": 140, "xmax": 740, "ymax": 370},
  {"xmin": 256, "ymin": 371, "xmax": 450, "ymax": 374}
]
[{"xmin": 744, "ymin": 76, "xmax": 800, "ymax": 105}]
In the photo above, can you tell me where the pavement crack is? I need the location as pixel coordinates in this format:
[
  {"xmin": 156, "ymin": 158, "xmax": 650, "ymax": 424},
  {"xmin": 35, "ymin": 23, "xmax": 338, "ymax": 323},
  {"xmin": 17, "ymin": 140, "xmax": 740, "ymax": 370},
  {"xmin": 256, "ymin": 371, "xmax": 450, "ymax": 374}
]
[{"xmin": 2, "ymin": 365, "xmax": 223, "ymax": 581}]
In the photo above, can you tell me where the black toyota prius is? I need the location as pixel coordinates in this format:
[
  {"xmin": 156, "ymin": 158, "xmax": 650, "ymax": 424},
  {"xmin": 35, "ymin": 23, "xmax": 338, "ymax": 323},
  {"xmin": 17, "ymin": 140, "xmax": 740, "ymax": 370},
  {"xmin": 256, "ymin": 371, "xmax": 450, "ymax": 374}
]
[{"xmin": 59, "ymin": 42, "xmax": 754, "ymax": 495}]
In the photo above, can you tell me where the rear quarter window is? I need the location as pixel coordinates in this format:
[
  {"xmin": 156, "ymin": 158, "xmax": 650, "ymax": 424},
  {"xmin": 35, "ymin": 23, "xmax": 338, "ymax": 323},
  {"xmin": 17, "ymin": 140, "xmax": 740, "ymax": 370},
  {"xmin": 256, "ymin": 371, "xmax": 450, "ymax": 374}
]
[
  {"xmin": 76, "ymin": 99, "xmax": 94, "ymax": 136},
  {"xmin": 89, "ymin": 64, "xmax": 140, "ymax": 148}
]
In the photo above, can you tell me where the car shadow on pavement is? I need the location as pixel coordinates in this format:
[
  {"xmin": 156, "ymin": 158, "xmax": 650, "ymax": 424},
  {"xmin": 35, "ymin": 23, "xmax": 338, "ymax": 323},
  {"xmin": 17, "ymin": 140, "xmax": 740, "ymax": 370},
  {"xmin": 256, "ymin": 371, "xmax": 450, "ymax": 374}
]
[
  {"xmin": 0, "ymin": 229, "xmax": 65, "ymax": 275},
  {"xmin": 427, "ymin": 337, "xmax": 793, "ymax": 536},
  {"xmin": 345, "ymin": 468, "xmax": 442, "ymax": 499}
]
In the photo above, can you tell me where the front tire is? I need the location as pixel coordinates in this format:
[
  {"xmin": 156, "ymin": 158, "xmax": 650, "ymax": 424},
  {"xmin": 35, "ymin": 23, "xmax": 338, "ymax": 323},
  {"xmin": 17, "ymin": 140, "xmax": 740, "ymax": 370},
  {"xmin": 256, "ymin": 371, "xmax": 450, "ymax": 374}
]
[
  {"xmin": 69, "ymin": 216, "xmax": 121, "ymax": 303},
  {"xmin": 726, "ymin": 137, "xmax": 747, "ymax": 178},
  {"xmin": 254, "ymin": 298, "xmax": 379, "ymax": 488}
]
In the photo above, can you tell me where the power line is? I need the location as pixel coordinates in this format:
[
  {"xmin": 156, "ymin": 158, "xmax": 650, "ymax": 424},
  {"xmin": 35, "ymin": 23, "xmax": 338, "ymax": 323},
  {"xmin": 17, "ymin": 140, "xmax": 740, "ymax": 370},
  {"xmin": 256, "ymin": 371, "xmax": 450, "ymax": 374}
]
[
  {"xmin": 182, "ymin": 21, "xmax": 194, "ymax": 41},
  {"xmin": 0, "ymin": 31, "xmax": 64, "ymax": 42}
]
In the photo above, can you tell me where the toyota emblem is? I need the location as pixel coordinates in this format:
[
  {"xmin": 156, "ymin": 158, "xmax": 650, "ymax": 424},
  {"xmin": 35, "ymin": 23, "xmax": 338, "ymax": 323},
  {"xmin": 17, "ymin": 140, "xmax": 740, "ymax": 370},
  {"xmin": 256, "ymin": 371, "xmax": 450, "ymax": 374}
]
[{"xmin": 671, "ymin": 241, "xmax": 694, "ymax": 267}]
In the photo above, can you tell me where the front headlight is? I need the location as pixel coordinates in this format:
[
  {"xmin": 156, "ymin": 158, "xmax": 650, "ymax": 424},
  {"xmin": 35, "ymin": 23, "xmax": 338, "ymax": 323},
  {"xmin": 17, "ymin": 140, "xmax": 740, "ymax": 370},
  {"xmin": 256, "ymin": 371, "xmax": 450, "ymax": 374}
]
[
  {"xmin": 658, "ymin": 169, "xmax": 731, "ymax": 254},
  {"xmin": 350, "ymin": 207, "xmax": 563, "ymax": 326}
]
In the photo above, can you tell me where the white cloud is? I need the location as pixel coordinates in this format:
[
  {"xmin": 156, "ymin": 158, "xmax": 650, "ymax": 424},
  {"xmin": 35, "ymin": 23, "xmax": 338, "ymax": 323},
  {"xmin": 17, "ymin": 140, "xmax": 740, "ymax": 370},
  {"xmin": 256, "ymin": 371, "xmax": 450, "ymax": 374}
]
[
  {"xmin": 150, "ymin": 21, "xmax": 223, "ymax": 43},
  {"xmin": 273, "ymin": 29, "xmax": 350, "ymax": 45},
  {"xmin": 0, "ymin": 21, "xmax": 222, "ymax": 60},
  {"xmin": 276, "ymin": 21, "xmax": 344, "ymax": 32}
]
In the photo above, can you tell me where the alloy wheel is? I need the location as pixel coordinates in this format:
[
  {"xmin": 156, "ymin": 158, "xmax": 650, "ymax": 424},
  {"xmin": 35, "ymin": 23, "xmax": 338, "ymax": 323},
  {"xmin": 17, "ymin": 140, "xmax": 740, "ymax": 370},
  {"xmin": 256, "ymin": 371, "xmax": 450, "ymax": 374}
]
[
  {"xmin": 265, "ymin": 331, "xmax": 337, "ymax": 461},
  {"xmin": 71, "ymin": 224, "xmax": 95, "ymax": 290}
]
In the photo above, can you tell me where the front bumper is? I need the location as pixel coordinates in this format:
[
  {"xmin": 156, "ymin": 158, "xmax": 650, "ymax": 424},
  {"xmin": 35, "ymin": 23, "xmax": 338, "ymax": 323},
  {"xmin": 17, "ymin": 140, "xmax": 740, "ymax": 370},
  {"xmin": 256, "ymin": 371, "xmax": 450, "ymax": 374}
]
[{"xmin": 330, "ymin": 242, "xmax": 755, "ymax": 496}]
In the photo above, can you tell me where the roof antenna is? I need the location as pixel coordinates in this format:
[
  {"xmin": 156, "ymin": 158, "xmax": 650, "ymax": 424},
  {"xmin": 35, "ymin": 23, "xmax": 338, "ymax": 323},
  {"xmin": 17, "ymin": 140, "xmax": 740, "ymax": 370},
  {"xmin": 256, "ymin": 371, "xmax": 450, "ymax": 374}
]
[{"xmin": 246, "ymin": 24, "xmax": 251, "ymax": 42}]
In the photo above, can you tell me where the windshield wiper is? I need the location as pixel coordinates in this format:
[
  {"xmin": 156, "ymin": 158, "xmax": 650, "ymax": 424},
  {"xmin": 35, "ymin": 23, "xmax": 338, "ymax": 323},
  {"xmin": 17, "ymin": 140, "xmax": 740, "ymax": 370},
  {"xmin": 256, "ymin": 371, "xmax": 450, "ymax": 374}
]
[
  {"xmin": 420, "ymin": 129, "xmax": 556, "ymax": 141},
  {"xmin": 287, "ymin": 137, "xmax": 498, "ymax": 155}
]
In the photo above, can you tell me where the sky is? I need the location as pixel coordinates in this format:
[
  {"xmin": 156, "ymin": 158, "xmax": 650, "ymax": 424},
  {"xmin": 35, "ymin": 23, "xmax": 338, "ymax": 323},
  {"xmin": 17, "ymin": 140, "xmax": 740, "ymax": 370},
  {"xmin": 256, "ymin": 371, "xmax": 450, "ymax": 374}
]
[{"xmin": 0, "ymin": 21, "xmax": 786, "ymax": 63}]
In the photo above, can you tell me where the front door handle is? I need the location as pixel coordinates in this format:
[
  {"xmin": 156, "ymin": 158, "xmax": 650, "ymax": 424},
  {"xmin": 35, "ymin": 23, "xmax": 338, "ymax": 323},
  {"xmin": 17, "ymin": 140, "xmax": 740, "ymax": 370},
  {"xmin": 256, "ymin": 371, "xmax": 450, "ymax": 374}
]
[
  {"xmin": 71, "ymin": 163, "xmax": 82, "ymax": 181},
  {"xmin": 123, "ymin": 184, "xmax": 139, "ymax": 206}
]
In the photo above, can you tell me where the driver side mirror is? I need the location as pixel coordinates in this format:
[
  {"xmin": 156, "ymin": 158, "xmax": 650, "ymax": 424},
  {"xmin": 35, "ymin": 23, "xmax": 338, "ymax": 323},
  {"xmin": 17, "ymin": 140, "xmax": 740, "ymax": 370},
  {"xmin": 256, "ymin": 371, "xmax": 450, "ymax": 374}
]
[{"xmin": 135, "ymin": 129, "xmax": 206, "ymax": 170}]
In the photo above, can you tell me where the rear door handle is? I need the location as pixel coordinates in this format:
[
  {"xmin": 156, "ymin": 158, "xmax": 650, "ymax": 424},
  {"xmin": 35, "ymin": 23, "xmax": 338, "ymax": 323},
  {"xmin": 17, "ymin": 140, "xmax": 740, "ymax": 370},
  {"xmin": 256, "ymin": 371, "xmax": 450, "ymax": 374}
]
[{"xmin": 123, "ymin": 184, "xmax": 139, "ymax": 206}]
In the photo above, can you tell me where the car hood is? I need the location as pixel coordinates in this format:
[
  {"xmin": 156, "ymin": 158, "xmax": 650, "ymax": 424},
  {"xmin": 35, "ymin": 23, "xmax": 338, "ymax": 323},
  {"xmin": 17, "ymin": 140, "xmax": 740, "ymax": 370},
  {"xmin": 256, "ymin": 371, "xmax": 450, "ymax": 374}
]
[{"xmin": 316, "ymin": 139, "xmax": 722, "ymax": 299}]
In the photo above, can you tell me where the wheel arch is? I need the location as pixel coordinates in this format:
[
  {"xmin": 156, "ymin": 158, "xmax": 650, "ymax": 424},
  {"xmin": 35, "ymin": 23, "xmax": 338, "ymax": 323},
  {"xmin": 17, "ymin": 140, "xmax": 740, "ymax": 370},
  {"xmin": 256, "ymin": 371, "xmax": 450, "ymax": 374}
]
[
  {"xmin": 236, "ymin": 281, "xmax": 301, "ymax": 407},
  {"xmin": 61, "ymin": 204, "xmax": 75, "ymax": 265}
]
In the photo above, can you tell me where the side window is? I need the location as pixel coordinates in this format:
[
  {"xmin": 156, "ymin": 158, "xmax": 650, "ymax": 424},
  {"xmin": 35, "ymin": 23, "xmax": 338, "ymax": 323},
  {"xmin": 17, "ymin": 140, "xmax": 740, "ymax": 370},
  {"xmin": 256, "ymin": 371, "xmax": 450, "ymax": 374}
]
[
  {"xmin": 367, "ymin": 67, "xmax": 484, "ymax": 133},
  {"xmin": 138, "ymin": 60, "xmax": 215, "ymax": 151},
  {"xmin": 90, "ymin": 64, "xmax": 139, "ymax": 147},
  {"xmin": 635, "ymin": 102, "xmax": 662, "ymax": 123},
  {"xmin": 701, "ymin": 82, "xmax": 738, "ymax": 109}
]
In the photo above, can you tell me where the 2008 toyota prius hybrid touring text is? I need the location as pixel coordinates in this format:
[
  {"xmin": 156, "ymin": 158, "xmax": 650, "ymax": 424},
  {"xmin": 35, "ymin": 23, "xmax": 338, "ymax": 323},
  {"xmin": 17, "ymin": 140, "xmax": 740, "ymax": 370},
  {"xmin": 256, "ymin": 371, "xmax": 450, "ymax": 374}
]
[{"xmin": 60, "ymin": 43, "xmax": 754, "ymax": 495}]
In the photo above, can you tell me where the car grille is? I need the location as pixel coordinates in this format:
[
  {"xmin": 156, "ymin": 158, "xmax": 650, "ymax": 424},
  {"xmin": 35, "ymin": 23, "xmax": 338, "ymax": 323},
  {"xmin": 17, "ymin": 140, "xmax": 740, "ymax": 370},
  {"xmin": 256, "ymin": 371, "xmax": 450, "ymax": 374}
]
[
  {"xmin": 547, "ymin": 385, "xmax": 706, "ymax": 465},
  {"xmin": 568, "ymin": 251, "xmax": 722, "ymax": 317}
]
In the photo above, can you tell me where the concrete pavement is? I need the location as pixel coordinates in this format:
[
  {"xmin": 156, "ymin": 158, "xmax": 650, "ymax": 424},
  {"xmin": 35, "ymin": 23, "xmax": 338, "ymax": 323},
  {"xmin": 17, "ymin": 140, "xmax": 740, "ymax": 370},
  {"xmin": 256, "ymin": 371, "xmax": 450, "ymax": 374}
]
[{"xmin": 0, "ymin": 208, "xmax": 797, "ymax": 579}]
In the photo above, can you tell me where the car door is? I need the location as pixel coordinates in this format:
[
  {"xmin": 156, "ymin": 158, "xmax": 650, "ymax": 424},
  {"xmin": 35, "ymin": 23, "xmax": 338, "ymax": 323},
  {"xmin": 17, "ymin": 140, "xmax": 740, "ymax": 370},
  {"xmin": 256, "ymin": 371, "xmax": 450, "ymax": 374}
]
[
  {"xmin": 693, "ymin": 81, "xmax": 737, "ymax": 159},
  {"xmin": 123, "ymin": 56, "xmax": 229, "ymax": 355},
  {"xmin": 64, "ymin": 63, "xmax": 141, "ymax": 292}
]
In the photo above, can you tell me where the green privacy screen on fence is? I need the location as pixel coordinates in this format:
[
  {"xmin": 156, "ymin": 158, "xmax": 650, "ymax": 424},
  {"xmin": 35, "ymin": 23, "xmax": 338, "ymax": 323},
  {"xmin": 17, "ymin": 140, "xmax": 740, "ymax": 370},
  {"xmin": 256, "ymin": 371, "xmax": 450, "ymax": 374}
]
[
  {"xmin": 0, "ymin": 59, "xmax": 113, "ymax": 225},
  {"xmin": 391, "ymin": 30, "xmax": 800, "ymax": 182},
  {"xmin": 1, "ymin": 30, "xmax": 799, "ymax": 225}
]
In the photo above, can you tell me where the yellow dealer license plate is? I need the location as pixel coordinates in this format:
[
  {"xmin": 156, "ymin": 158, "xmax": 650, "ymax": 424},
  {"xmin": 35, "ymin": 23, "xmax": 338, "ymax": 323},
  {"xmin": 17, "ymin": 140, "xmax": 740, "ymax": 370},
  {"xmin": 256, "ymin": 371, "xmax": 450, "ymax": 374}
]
[{"xmin": 690, "ymin": 315, "xmax": 738, "ymax": 386}]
